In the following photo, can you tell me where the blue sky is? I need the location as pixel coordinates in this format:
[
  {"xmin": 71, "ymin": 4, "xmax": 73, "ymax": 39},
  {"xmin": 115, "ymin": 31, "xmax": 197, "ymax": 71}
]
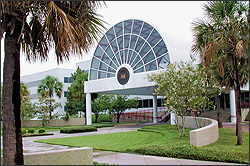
[{"xmin": 1, "ymin": 1, "xmax": 205, "ymax": 80}]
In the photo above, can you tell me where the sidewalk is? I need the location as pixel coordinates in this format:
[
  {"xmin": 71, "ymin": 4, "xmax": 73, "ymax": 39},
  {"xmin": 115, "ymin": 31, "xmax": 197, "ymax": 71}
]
[{"xmin": 93, "ymin": 150, "xmax": 242, "ymax": 165}]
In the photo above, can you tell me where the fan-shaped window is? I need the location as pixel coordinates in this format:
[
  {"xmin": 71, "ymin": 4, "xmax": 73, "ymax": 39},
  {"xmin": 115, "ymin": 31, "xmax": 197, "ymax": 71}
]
[{"xmin": 89, "ymin": 19, "xmax": 170, "ymax": 80}]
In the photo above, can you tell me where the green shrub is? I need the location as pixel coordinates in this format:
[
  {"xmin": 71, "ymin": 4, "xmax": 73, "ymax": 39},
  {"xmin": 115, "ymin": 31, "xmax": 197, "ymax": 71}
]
[
  {"xmin": 28, "ymin": 129, "xmax": 35, "ymax": 133},
  {"xmin": 38, "ymin": 129, "xmax": 46, "ymax": 133},
  {"xmin": 134, "ymin": 143, "xmax": 248, "ymax": 164},
  {"xmin": 60, "ymin": 126, "xmax": 97, "ymax": 134},
  {"xmin": 22, "ymin": 130, "xmax": 26, "ymax": 135},
  {"xmin": 91, "ymin": 124, "xmax": 114, "ymax": 128},
  {"xmin": 245, "ymin": 112, "xmax": 249, "ymax": 121},
  {"xmin": 92, "ymin": 114, "xmax": 113, "ymax": 123}
]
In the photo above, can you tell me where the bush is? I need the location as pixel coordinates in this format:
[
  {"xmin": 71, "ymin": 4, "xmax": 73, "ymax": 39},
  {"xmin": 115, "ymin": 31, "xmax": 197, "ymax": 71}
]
[
  {"xmin": 22, "ymin": 130, "xmax": 26, "ymax": 135},
  {"xmin": 245, "ymin": 112, "xmax": 249, "ymax": 121},
  {"xmin": 91, "ymin": 124, "xmax": 115, "ymax": 128},
  {"xmin": 28, "ymin": 129, "xmax": 35, "ymax": 133},
  {"xmin": 60, "ymin": 126, "xmax": 97, "ymax": 134},
  {"xmin": 38, "ymin": 129, "xmax": 46, "ymax": 133},
  {"xmin": 92, "ymin": 114, "xmax": 113, "ymax": 123}
]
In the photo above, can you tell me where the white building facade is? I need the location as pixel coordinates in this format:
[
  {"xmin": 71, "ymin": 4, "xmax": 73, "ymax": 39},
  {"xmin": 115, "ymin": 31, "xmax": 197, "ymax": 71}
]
[{"xmin": 21, "ymin": 68, "xmax": 75, "ymax": 115}]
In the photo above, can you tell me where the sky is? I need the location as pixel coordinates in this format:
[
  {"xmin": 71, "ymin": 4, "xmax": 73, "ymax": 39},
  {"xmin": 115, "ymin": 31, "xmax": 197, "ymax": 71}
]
[{"xmin": 1, "ymin": 1, "xmax": 206, "ymax": 81}]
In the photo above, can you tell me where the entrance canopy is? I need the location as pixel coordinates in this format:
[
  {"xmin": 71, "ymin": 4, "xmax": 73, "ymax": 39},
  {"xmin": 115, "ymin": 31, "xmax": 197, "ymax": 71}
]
[{"xmin": 84, "ymin": 19, "xmax": 193, "ymax": 125}]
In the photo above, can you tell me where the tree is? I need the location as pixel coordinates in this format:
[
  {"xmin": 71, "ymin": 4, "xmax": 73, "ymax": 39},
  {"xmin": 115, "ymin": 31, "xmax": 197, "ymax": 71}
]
[
  {"xmin": 20, "ymin": 82, "xmax": 35, "ymax": 120},
  {"xmin": 148, "ymin": 61, "xmax": 220, "ymax": 136},
  {"xmin": 1, "ymin": 2, "xmax": 106, "ymax": 164},
  {"xmin": 92, "ymin": 94, "xmax": 112, "ymax": 123},
  {"xmin": 38, "ymin": 76, "xmax": 63, "ymax": 119},
  {"xmin": 110, "ymin": 95, "xmax": 139, "ymax": 123},
  {"xmin": 192, "ymin": 1, "xmax": 249, "ymax": 145},
  {"xmin": 34, "ymin": 97, "xmax": 62, "ymax": 126},
  {"xmin": 66, "ymin": 67, "xmax": 88, "ymax": 116}
]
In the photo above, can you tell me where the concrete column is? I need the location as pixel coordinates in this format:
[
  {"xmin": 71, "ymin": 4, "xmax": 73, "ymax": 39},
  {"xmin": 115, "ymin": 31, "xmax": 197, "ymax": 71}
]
[
  {"xmin": 170, "ymin": 113, "xmax": 176, "ymax": 125},
  {"xmin": 86, "ymin": 93, "xmax": 92, "ymax": 125},
  {"xmin": 230, "ymin": 89, "xmax": 236, "ymax": 123},
  {"xmin": 153, "ymin": 95, "xmax": 158, "ymax": 123}
]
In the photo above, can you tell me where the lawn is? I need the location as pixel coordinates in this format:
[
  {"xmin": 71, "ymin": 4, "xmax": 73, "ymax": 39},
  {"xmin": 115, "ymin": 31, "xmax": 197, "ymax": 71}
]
[{"xmin": 35, "ymin": 124, "xmax": 249, "ymax": 164}]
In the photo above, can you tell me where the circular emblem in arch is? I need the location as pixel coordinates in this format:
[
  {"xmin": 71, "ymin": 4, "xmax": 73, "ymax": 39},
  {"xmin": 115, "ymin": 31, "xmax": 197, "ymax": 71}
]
[
  {"xmin": 117, "ymin": 67, "xmax": 130, "ymax": 85},
  {"xmin": 89, "ymin": 19, "xmax": 170, "ymax": 81}
]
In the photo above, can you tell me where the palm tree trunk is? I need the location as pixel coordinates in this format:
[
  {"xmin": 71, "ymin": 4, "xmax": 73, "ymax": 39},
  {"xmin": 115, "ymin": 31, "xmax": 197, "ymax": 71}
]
[
  {"xmin": 231, "ymin": 53, "xmax": 242, "ymax": 145},
  {"xmin": 216, "ymin": 94, "xmax": 223, "ymax": 128},
  {"xmin": 3, "ymin": 33, "xmax": 24, "ymax": 165}
]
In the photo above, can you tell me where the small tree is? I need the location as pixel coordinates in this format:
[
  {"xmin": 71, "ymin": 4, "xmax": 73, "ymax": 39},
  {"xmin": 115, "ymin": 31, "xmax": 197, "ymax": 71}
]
[
  {"xmin": 21, "ymin": 82, "xmax": 35, "ymax": 120},
  {"xmin": 148, "ymin": 61, "xmax": 220, "ymax": 136},
  {"xmin": 92, "ymin": 94, "xmax": 112, "ymax": 123},
  {"xmin": 109, "ymin": 95, "xmax": 139, "ymax": 123},
  {"xmin": 38, "ymin": 76, "xmax": 63, "ymax": 119},
  {"xmin": 34, "ymin": 97, "xmax": 61, "ymax": 126},
  {"xmin": 66, "ymin": 67, "xmax": 88, "ymax": 116}
]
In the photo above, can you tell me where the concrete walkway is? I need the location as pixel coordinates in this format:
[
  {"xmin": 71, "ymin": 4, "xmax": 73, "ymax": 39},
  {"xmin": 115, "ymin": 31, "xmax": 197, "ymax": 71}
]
[{"xmin": 1, "ymin": 123, "xmax": 248, "ymax": 165}]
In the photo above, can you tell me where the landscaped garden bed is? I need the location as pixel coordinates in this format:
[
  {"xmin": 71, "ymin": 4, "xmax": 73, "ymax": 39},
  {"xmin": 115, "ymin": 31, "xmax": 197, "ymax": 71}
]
[{"xmin": 36, "ymin": 124, "xmax": 249, "ymax": 164}]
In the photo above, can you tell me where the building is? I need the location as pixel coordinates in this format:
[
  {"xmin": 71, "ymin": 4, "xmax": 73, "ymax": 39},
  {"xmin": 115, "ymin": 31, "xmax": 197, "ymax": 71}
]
[
  {"xmin": 21, "ymin": 68, "xmax": 75, "ymax": 115},
  {"xmin": 83, "ymin": 19, "xmax": 249, "ymax": 125},
  {"xmin": 21, "ymin": 19, "xmax": 249, "ymax": 123}
]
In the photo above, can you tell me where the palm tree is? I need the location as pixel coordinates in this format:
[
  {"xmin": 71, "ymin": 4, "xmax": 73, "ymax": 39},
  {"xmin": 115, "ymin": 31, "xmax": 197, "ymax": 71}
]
[
  {"xmin": 192, "ymin": 1, "xmax": 249, "ymax": 145},
  {"xmin": 1, "ymin": 1, "xmax": 106, "ymax": 165},
  {"xmin": 38, "ymin": 76, "xmax": 63, "ymax": 119}
]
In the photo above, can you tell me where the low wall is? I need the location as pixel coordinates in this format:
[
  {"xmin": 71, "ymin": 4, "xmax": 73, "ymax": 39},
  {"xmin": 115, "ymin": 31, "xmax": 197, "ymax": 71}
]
[
  {"xmin": 242, "ymin": 108, "xmax": 249, "ymax": 122},
  {"xmin": 24, "ymin": 147, "xmax": 93, "ymax": 165},
  {"xmin": 174, "ymin": 116, "xmax": 219, "ymax": 147},
  {"xmin": 21, "ymin": 118, "xmax": 85, "ymax": 127}
]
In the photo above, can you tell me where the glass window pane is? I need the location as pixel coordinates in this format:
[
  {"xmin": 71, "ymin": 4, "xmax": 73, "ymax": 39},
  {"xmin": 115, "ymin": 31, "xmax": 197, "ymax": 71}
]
[
  {"xmin": 139, "ymin": 42, "xmax": 150, "ymax": 57},
  {"xmin": 124, "ymin": 35, "xmax": 130, "ymax": 48},
  {"xmin": 105, "ymin": 46, "xmax": 114, "ymax": 59},
  {"xmin": 115, "ymin": 52, "xmax": 122, "ymax": 65},
  {"xmin": 108, "ymin": 67, "xmax": 115, "ymax": 73},
  {"xmin": 107, "ymin": 73, "xmax": 115, "ymax": 78},
  {"xmin": 134, "ymin": 66, "xmax": 145, "ymax": 73},
  {"xmin": 131, "ymin": 55, "xmax": 141, "ymax": 67},
  {"xmin": 94, "ymin": 45, "xmax": 103, "ymax": 59},
  {"xmin": 111, "ymin": 40, "xmax": 118, "ymax": 53},
  {"xmin": 114, "ymin": 22, "xmax": 123, "ymax": 37},
  {"xmin": 133, "ymin": 60, "xmax": 143, "ymax": 71},
  {"xmin": 117, "ymin": 36, "xmax": 123, "ymax": 50},
  {"xmin": 124, "ymin": 20, "xmax": 133, "ymax": 34},
  {"xmin": 129, "ymin": 35, "xmax": 138, "ymax": 49},
  {"xmin": 90, "ymin": 69, "xmax": 97, "ymax": 80},
  {"xmin": 153, "ymin": 40, "xmax": 168, "ymax": 57},
  {"xmin": 128, "ymin": 51, "xmax": 138, "ymax": 64},
  {"xmin": 99, "ymin": 62, "xmax": 108, "ymax": 71},
  {"xmin": 145, "ymin": 60, "xmax": 157, "ymax": 71},
  {"xmin": 106, "ymin": 27, "xmax": 116, "ymax": 42},
  {"xmin": 98, "ymin": 71, "xmax": 106, "ymax": 79},
  {"xmin": 64, "ymin": 77, "xmax": 68, "ymax": 83},
  {"xmin": 120, "ymin": 51, "xmax": 124, "ymax": 64},
  {"xmin": 69, "ymin": 77, "xmax": 73, "ymax": 83},
  {"xmin": 132, "ymin": 20, "xmax": 143, "ymax": 35},
  {"xmin": 111, "ymin": 56, "xmax": 120, "ymax": 67},
  {"xmin": 135, "ymin": 37, "xmax": 145, "ymax": 52},
  {"xmin": 90, "ymin": 57, "xmax": 100, "ymax": 69},
  {"xmin": 102, "ymin": 53, "xmax": 110, "ymax": 64},
  {"xmin": 143, "ymin": 51, "xmax": 155, "ymax": 64},
  {"xmin": 148, "ymin": 29, "xmax": 161, "ymax": 47},
  {"xmin": 140, "ymin": 22, "xmax": 153, "ymax": 39},
  {"xmin": 99, "ymin": 36, "xmax": 109, "ymax": 51}
]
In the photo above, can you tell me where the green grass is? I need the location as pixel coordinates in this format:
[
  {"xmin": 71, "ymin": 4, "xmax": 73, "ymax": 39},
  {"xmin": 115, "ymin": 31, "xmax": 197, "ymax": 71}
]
[{"xmin": 35, "ymin": 124, "xmax": 249, "ymax": 164}]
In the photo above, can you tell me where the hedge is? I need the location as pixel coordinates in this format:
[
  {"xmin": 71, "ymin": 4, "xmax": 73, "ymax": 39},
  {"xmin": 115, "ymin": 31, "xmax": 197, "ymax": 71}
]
[{"xmin": 60, "ymin": 126, "xmax": 97, "ymax": 134}]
